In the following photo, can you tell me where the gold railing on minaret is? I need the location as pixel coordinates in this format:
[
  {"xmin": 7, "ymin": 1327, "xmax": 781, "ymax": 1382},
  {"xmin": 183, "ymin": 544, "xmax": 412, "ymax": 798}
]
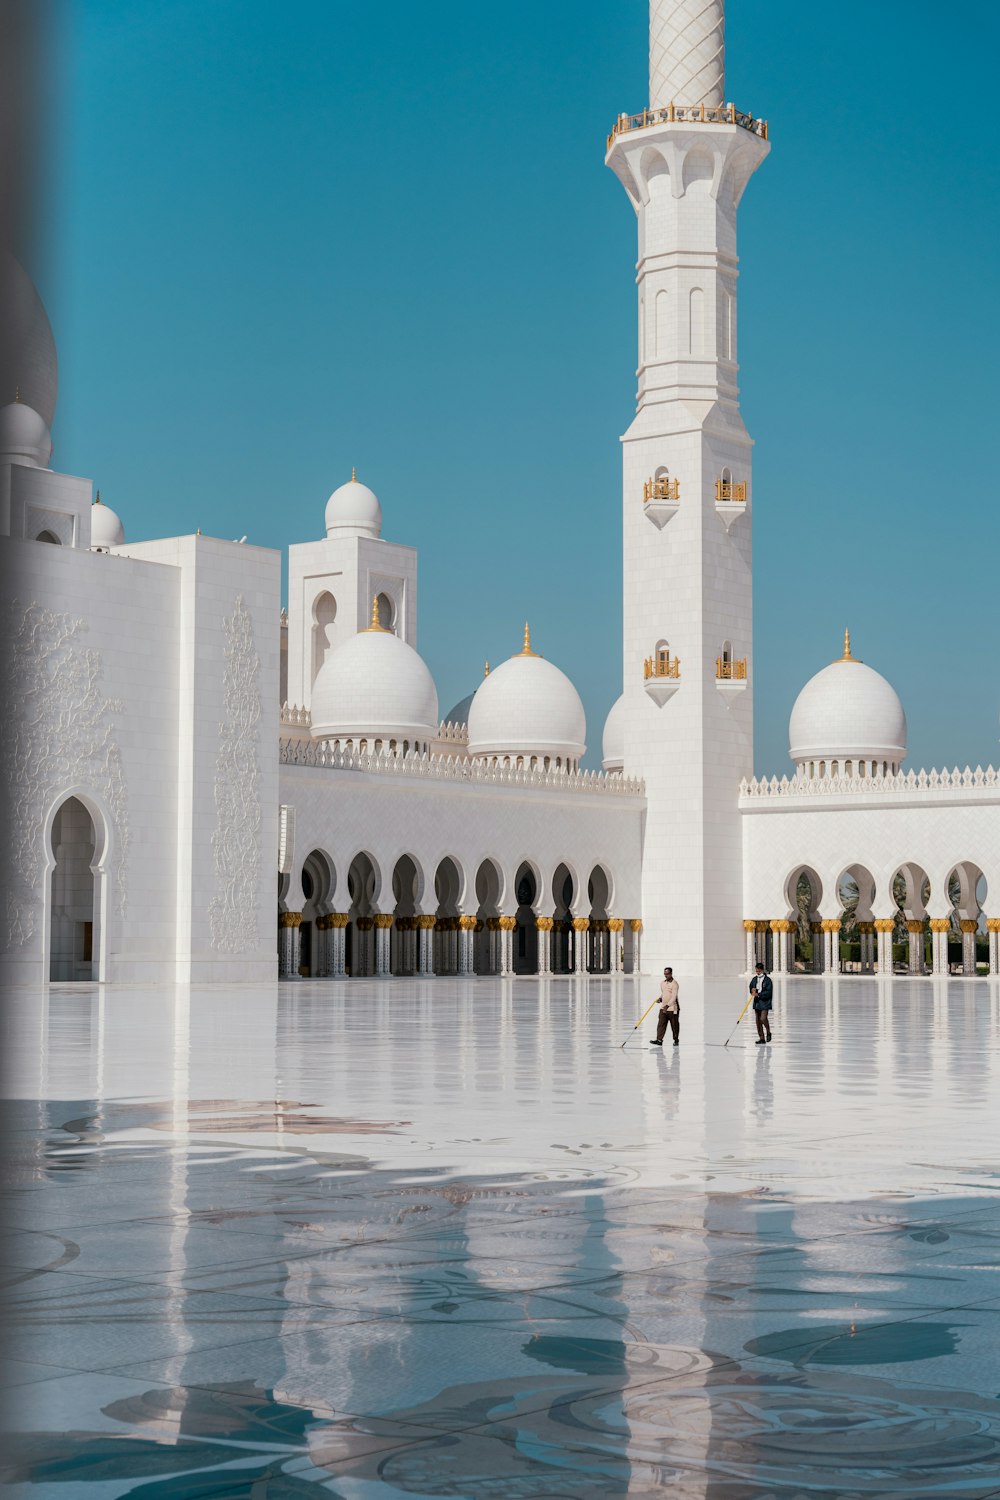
[
  {"xmin": 644, "ymin": 655, "xmax": 681, "ymax": 681},
  {"xmin": 716, "ymin": 657, "xmax": 747, "ymax": 680},
  {"xmin": 643, "ymin": 476, "xmax": 680, "ymax": 503},
  {"xmin": 607, "ymin": 104, "xmax": 768, "ymax": 152},
  {"xmin": 715, "ymin": 480, "xmax": 746, "ymax": 502}
]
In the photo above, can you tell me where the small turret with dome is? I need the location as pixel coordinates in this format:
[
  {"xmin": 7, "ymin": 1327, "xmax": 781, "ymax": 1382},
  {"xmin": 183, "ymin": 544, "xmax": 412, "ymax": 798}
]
[
  {"xmin": 90, "ymin": 490, "xmax": 125, "ymax": 550},
  {"xmin": 789, "ymin": 630, "xmax": 907, "ymax": 780},
  {"xmin": 310, "ymin": 594, "xmax": 438, "ymax": 751},
  {"xmin": 324, "ymin": 467, "xmax": 382, "ymax": 539},
  {"xmin": 466, "ymin": 623, "xmax": 586, "ymax": 770}
]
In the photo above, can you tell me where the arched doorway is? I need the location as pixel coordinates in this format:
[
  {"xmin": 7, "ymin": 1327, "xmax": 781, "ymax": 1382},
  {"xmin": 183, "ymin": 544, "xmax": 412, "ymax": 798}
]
[
  {"xmin": 474, "ymin": 859, "xmax": 503, "ymax": 975},
  {"xmin": 836, "ymin": 863, "xmax": 876, "ymax": 974},
  {"xmin": 513, "ymin": 862, "xmax": 539, "ymax": 975},
  {"xmin": 946, "ymin": 862, "xmax": 987, "ymax": 975},
  {"xmin": 551, "ymin": 862, "xmax": 574, "ymax": 974},
  {"xmin": 588, "ymin": 865, "xmax": 612, "ymax": 973},
  {"xmin": 346, "ymin": 851, "xmax": 379, "ymax": 977},
  {"xmin": 392, "ymin": 854, "xmax": 422, "ymax": 975},
  {"xmin": 300, "ymin": 849, "xmax": 335, "ymax": 977},
  {"xmin": 49, "ymin": 797, "xmax": 97, "ymax": 981},
  {"xmin": 785, "ymin": 865, "xmax": 822, "ymax": 972},
  {"xmin": 892, "ymin": 863, "xmax": 930, "ymax": 975},
  {"xmin": 433, "ymin": 856, "xmax": 462, "ymax": 975}
]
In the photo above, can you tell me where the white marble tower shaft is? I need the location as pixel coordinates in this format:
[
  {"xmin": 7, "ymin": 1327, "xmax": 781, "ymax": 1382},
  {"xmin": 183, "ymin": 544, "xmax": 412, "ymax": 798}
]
[{"xmin": 607, "ymin": 3, "xmax": 768, "ymax": 976}]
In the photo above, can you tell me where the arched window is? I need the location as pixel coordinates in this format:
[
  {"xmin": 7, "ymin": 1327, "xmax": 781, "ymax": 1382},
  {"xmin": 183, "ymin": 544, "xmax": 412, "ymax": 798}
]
[
  {"xmin": 721, "ymin": 639, "xmax": 732, "ymax": 666},
  {"xmin": 375, "ymin": 592, "xmax": 396, "ymax": 634},
  {"xmin": 311, "ymin": 591, "xmax": 337, "ymax": 685},
  {"xmin": 35, "ymin": 530, "xmax": 60, "ymax": 545},
  {"xmin": 655, "ymin": 639, "xmax": 670, "ymax": 672}
]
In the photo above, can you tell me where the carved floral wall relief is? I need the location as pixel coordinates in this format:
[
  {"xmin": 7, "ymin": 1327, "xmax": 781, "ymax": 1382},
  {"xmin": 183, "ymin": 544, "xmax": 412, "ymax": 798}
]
[
  {"xmin": 1, "ymin": 600, "xmax": 129, "ymax": 951},
  {"xmin": 209, "ymin": 595, "xmax": 262, "ymax": 952}
]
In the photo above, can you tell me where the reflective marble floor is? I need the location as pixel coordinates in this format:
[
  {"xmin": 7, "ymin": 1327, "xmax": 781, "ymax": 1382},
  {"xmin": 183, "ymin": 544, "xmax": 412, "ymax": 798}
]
[{"xmin": 2, "ymin": 975, "xmax": 1000, "ymax": 1497}]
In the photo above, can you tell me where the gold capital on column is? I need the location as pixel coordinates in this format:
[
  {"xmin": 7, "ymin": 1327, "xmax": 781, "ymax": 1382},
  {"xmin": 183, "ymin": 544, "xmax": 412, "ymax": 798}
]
[
  {"xmin": 458, "ymin": 915, "xmax": 477, "ymax": 931},
  {"xmin": 416, "ymin": 915, "xmax": 437, "ymax": 930},
  {"xmin": 986, "ymin": 918, "xmax": 1000, "ymax": 933},
  {"xmin": 929, "ymin": 919, "xmax": 951, "ymax": 933},
  {"xmin": 499, "ymin": 916, "xmax": 517, "ymax": 932},
  {"xmin": 874, "ymin": 919, "xmax": 895, "ymax": 933},
  {"xmin": 278, "ymin": 911, "xmax": 302, "ymax": 928},
  {"xmin": 572, "ymin": 917, "xmax": 590, "ymax": 932},
  {"xmin": 374, "ymin": 914, "xmax": 393, "ymax": 929},
  {"xmin": 742, "ymin": 919, "xmax": 757, "ymax": 932},
  {"xmin": 629, "ymin": 919, "xmax": 643, "ymax": 933},
  {"xmin": 608, "ymin": 917, "xmax": 625, "ymax": 932},
  {"xmin": 906, "ymin": 919, "xmax": 925, "ymax": 935},
  {"xmin": 820, "ymin": 919, "xmax": 841, "ymax": 933},
  {"xmin": 959, "ymin": 919, "xmax": 979, "ymax": 934}
]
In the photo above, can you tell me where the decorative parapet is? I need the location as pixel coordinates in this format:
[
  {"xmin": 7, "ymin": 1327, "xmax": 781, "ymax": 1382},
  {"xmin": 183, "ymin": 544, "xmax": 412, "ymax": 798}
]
[
  {"xmin": 280, "ymin": 702, "xmax": 311, "ymax": 728},
  {"xmin": 607, "ymin": 103, "xmax": 768, "ymax": 153},
  {"xmin": 435, "ymin": 719, "xmax": 469, "ymax": 744},
  {"xmin": 279, "ymin": 737, "xmax": 645, "ymax": 798},
  {"xmin": 739, "ymin": 764, "xmax": 1000, "ymax": 804}
]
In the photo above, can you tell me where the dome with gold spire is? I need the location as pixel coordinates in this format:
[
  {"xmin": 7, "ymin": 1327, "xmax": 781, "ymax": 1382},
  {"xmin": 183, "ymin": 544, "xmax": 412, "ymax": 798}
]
[
  {"xmin": 788, "ymin": 630, "xmax": 907, "ymax": 778},
  {"xmin": 466, "ymin": 624, "xmax": 586, "ymax": 770}
]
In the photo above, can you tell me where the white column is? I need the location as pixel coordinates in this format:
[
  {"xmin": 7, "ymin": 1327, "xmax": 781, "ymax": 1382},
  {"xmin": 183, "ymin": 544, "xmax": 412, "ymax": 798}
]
[
  {"xmin": 823, "ymin": 922, "xmax": 841, "ymax": 976},
  {"xmin": 417, "ymin": 918, "xmax": 434, "ymax": 975},
  {"xmin": 537, "ymin": 920, "xmax": 552, "ymax": 976},
  {"xmin": 499, "ymin": 918, "xmax": 515, "ymax": 977},
  {"xmin": 875, "ymin": 920, "xmax": 894, "ymax": 976},
  {"xmin": 609, "ymin": 921, "xmax": 624, "ymax": 973},
  {"xmin": 929, "ymin": 920, "xmax": 949, "ymax": 976},
  {"xmin": 988, "ymin": 920, "xmax": 1000, "ymax": 976},
  {"xmin": 960, "ymin": 920, "xmax": 978, "ymax": 976},
  {"xmin": 312, "ymin": 918, "xmax": 329, "ymax": 978},
  {"xmin": 743, "ymin": 922, "xmax": 756, "ymax": 976},
  {"xmin": 278, "ymin": 913, "xmax": 301, "ymax": 979},
  {"xmin": 770, "ymin": 922, "xmax": 785, "ymax": 975},
  {"xmin": 573, "ymin": 919, "xmax": 589, "ymax": 975},
  {"xmin": 458, "ymin": 918, "xmax": 475, "ymax": 975},
  {"xmin": 630, "ymin": 920, "xmax": 642, "ymax": 974},
  {"xmin": 811, "ymin": 923, "xmax": 824, "ymax": 974},
  {"xmin": 374, "ymin": 917, "xmax": 392, "ymax": 976},
  {"xmin": 907, "ymin": 921, "xmax": 925, "ymax": 975},
  {"xmin": 330, "ymin": 918, "xmax": 347, "ymax": 977}
]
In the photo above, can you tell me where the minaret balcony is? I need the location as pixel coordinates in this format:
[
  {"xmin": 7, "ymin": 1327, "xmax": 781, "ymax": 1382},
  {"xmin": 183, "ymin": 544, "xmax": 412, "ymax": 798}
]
[
  {"xmin": 607, "ymin": 104, "xmax": 768, "ymax": 153},
  {"xmin": 643, "ymin": 654, "xmax": 680, "ymax": 706},
  {"xmin": 642, "ymin": 476, "xmax": 680, "ymax": 530},
  {"xmin": 715, "ymin": 479, "xmax": 747, "ymax": 530},
  {"xmin": 716, "ymin": 657, "xmax": 748, "ymax": 696}
]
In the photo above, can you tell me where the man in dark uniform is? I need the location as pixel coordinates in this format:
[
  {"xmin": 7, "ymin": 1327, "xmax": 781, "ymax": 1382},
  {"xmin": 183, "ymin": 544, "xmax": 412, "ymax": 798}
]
[{"xmin": 749, "ymin": 963, "xmax": 773, "ymax": 1044}]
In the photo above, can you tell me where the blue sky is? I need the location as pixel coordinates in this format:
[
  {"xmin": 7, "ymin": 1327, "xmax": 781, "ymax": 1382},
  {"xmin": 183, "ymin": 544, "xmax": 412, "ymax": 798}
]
[{"xmin": 45, "ymin": 1, "xmax": 999, "ymax": 774}]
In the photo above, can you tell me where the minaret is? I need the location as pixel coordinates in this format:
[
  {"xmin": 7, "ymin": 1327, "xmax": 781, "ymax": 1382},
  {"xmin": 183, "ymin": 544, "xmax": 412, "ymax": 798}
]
[{"xmin": 607, "ymin": 0, "xmax": 769, "ymax": 977}]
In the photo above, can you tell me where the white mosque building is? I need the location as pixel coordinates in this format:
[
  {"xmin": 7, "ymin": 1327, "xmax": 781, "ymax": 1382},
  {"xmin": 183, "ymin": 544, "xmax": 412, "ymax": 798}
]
[{"xmin": 1, "ymin": 1, "xmax": 998, "ymax": 988}]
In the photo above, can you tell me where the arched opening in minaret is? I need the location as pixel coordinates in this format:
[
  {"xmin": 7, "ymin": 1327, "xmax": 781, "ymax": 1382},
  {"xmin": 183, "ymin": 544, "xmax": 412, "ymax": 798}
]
[
  {"xmin": 48, "ymin": 796, "xmax": 97, "ymax": 981},
  {"xmin": 311, "ymin": 591, "xmax": 337, "ymax": 686},
  {"xmin": 375, "ymin": 592, "xmax": 396, "ymax": 635},
  {"xmin": 513, "ymin": 861, "xmax": 539, "ymax": 975}
]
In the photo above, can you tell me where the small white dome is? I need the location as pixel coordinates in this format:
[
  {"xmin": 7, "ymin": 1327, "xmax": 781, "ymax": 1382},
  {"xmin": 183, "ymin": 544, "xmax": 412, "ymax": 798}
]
[
  {"xmin": 467, "ymin": 626, "xmax": 586, "ymax": 765},
  {"xmin": 602, "ymin": 693, "xmax": 625, "ymax": 772},
  {"xmin": 90, "ymin": 493, "xmax": 125, "ymax": 549},
  {"xmin": 311, "ymin": 619, "xmax": 438, "ymax": 744},
  {"xmin": 789, "ymin": 632, "xmax": 907, "ymax": 772},
  {"xmin": 0, "ymin": 399, "xmax": 51, "ymax": 468},
  {"xmin": 325, "ymin": 470, "xmax": 381, "ymax": 539},
  {"xmin": 443, "ymin": 691, "xmax": 476, "ymax": 727}
]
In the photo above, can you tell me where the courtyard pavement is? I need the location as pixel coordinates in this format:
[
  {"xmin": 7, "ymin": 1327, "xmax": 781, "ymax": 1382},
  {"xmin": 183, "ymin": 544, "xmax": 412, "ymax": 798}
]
[{"xmin": 2, "ymin": 974, "xmax": 999, "ymax": 1496}]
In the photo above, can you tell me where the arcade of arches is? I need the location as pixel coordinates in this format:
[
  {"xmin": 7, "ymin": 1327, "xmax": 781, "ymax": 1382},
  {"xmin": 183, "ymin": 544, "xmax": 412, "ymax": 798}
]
[
  {"xmin": 745, "ymin": 861, "xmax": 999, "ymax": 979},
  {"xmin": 278, "ymin": 853, "xmax": 642, "ymax": 980}
]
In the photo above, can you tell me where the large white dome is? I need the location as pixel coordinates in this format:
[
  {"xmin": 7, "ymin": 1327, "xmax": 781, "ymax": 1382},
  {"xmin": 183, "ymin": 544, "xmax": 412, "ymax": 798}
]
[
  {"xmin": 602, "ymin": 693, "xmax": 625, "ymax": 772},
  {"xmin": 311, "ymin": 615, "xmax": 438, "ymax": 746},
  {"xmin": 90, "ymin": 492, "xmax": 125, "ymax": 549},
  {"xmin": 325, "ymin": 470, "xmax": 381, "ymax": 539},
  {"xmin": 467, "ymin": 626, "xmax": 586, "ymax": 767},
  {"xmin": 789, "ymin": 632, "xmax": 907, "ymax": 774}
]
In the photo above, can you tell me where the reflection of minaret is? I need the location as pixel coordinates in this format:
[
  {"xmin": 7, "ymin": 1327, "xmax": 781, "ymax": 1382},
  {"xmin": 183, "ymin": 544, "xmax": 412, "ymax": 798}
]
[{"xmin": 608, "ymin": 1, "xmax": 769, "ymax": 976}]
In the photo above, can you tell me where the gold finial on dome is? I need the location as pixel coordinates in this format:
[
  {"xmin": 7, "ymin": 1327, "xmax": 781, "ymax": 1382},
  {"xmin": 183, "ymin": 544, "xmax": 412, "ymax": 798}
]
[
  {"xmin": 484, "ymin": 661, "xmax": 490, "ymax": 678},
  {"xmin": 14, "ymin": 385, "xmax": 20, "ymax": 402},
  {"xmin": 351, "ymin": 466, "xmax": 357, "ymax": 482},
  {"xmin": 364, "ymin": 593, "xmax": 387, "ymax": 632},
  {"xmin": 839, "ymin": 628, "xmax": 860, "ymax": 663},
  {"xmin": 518, "ymin": 621, "xmax": 538, "ymax": 658},
  {"xmin": 94, "ymin": 489, "xmax": 102, "ymax": 505}
]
